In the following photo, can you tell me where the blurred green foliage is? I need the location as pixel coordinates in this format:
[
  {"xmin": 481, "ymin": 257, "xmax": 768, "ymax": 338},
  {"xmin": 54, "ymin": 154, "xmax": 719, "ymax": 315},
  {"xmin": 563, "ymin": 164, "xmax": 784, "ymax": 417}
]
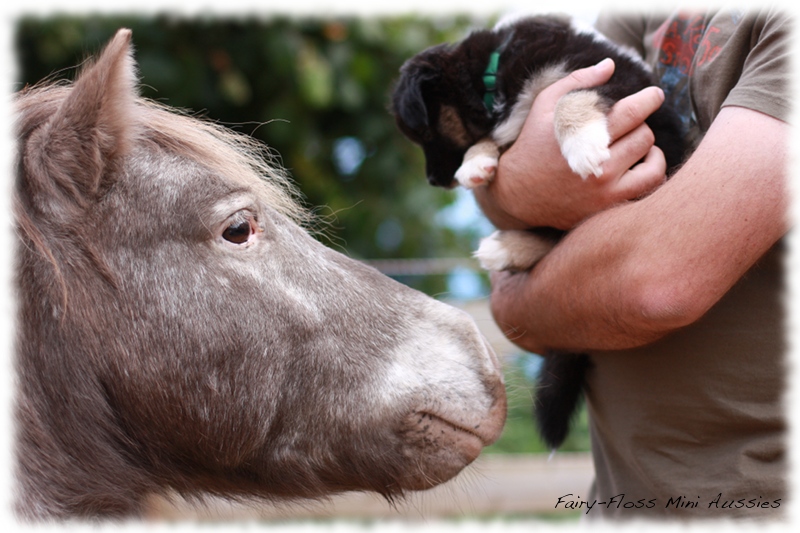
[
  {"xmin": 14, "ymin": 14, "xmax": 494, "ymax": 295},
  {"xmin": 486, "ymin": 354, "xmax": 591, "ymax": 454}
]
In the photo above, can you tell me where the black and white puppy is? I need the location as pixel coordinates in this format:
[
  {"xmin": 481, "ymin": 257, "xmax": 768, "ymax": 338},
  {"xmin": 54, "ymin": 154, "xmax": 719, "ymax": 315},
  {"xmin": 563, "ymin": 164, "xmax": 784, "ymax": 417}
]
[{"xmin": 391, "ymin": 14, "xmax": 686, "ymax": 450}]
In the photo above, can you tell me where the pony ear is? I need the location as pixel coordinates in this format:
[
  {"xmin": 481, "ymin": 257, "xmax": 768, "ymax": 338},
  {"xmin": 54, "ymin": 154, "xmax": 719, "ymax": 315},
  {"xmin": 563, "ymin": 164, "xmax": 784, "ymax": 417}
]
[{"xmin": 26, "ymin": 28, "xmax": 138, "ymax": 208}]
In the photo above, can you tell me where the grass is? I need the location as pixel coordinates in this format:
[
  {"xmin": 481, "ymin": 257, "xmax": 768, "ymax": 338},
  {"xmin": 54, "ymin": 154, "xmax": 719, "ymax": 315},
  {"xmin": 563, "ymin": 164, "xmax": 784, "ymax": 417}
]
[{"xmin": 485, "ymin": 353, "xmax": 592, "ymax": 454}]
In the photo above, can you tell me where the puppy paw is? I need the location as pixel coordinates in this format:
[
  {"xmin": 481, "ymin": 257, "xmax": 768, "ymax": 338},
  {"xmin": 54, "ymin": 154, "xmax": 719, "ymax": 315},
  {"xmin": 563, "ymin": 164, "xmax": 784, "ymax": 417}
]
[
  {"xmin": 559, "ymin": 120, "xmax": 611, "ymax": 179},
  {"xmin": 474, "ymin": 231, "xmax": 513, "ymax": 271},
  {"xmin": 554, "ymin": 90, "xmax": 612, "ymax": 179},
  {"xmin": 474, "ymin": 230, "xmax": 555, "ymax": 272},
  {"xmin": 455, "ymin": 154, "xmax": 498, "ymax": 188}
]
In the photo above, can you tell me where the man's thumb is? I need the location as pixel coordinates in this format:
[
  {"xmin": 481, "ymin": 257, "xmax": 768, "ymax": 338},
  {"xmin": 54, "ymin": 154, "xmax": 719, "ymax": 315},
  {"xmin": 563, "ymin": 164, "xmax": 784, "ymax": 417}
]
[{"xmin": 545, "ymin": 58, "xmax": 616, "ymax": 101}]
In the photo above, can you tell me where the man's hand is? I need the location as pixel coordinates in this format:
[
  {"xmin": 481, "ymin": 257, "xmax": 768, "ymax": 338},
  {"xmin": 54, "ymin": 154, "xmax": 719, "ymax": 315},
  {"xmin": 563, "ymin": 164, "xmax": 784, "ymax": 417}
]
[
  {"xmin": 487, "ymin": 106, "xmax": 788, "ymax": 354},
  {"xmin": 474, "ymin": 58, "xmax": 668, "ymax": 231}
]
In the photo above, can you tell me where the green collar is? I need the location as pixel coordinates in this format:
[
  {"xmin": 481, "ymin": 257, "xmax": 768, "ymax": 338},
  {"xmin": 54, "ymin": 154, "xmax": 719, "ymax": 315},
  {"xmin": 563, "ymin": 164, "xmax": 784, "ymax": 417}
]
[
  {"xmin": 482, "ymin": 50, "xmax": 501, "ymax": 111},
  {"xmin": 482, "ymin": 30, "xmax": 514, "ymax": 112}
]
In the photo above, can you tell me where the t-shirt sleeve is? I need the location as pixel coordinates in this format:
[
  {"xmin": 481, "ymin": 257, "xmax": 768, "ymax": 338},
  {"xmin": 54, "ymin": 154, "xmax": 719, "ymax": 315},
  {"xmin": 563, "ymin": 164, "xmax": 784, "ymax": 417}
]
[
  {"xmin": 722, "ymin": 9, "xmax": 792, "ymax": 123},
  {"xmin": 594, "ymin": 13, "xmax": 649, "ymax": 59}
]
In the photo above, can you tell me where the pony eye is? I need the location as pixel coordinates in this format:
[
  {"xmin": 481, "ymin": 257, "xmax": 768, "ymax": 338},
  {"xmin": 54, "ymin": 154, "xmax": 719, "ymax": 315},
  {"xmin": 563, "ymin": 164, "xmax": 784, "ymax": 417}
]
[{"xmin": 222, "ymin": 218, "xmax": 255, "ymax": 244}]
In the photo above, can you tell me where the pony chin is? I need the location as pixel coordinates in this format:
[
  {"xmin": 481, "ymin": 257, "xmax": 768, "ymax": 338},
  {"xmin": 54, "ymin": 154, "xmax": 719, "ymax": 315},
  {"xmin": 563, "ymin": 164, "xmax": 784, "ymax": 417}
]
[
  {"xmin": 397, "ymin": 413, "xmax": 486, "ymax": 489},
  {"xmin": 380, "ymin": 302, "xmax": 506, "ymax": 489}
]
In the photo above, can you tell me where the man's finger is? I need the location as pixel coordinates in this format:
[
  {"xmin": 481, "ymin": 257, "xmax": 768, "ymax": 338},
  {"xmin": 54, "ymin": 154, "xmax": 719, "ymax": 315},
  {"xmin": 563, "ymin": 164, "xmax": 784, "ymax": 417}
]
[
  {"xmin": 537, "ymin": 58, "xmax": 616, "ymax": 106},
  {"xmin": 613, "ymin": 145, "xmax": 667, "ymax": 200},
  {"xmin": 602, "ymin": 122, "xmax": 656, "ymax": 179},
  {"xmin": 607, "ymin": 86, "xmax": 665, "ymax": 141}
]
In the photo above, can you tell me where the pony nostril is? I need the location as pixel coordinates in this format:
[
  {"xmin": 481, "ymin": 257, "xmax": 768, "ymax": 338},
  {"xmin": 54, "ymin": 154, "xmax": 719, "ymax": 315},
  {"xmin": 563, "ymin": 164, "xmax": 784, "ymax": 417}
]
[{"xmin": 483, "ymin": 336, "xmax": 503, "ymax": 375}]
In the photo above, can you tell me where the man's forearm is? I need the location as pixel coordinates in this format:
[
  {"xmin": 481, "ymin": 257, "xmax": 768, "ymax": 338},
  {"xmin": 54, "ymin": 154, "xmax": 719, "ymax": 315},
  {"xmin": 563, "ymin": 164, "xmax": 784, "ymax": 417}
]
[{"xmin": 490, "ymin": 106, "xmax": 789, "ymax": 354}]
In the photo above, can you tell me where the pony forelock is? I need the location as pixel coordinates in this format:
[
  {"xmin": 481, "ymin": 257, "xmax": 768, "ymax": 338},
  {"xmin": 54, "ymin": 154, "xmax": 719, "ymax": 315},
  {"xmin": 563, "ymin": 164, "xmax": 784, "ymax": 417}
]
[{"xmin": 135, "ymin": 99, "xmax": 311, "ymax": 228}]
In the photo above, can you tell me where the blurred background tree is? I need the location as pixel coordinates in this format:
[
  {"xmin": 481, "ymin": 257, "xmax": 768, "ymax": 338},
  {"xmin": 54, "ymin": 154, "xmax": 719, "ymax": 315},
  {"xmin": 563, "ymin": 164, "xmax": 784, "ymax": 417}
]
[{"xmin": 14, "ymin": 15, "xmax": 592, "ymax": 454}]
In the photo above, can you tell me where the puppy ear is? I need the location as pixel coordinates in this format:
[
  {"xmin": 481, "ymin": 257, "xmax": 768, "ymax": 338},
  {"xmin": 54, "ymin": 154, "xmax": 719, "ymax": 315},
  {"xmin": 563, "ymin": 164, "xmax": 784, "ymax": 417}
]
[{"xmin": 392, "ymin": 57, "xmax": 441, "ymax": 132}]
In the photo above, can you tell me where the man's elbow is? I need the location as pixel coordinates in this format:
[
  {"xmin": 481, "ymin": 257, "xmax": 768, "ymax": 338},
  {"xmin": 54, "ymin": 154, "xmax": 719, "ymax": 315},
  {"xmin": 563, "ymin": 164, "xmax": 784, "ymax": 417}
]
[{"xmin": 631, "ymin": 274, "xmax": 715, "ymax": 336}]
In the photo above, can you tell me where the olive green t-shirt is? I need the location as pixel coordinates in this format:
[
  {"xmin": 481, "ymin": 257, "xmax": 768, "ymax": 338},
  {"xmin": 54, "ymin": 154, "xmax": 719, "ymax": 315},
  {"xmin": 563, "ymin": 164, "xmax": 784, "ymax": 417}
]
[{"xmin": 581, "ymin": 9, "xmax": 791, "ymax": 520}]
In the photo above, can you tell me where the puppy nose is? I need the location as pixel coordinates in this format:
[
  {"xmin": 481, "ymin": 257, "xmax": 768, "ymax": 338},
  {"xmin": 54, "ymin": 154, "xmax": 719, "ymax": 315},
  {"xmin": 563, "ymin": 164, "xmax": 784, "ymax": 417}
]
[{"xmin": 427, "ymin": 174, "xmax": 456, "ymax": 189}]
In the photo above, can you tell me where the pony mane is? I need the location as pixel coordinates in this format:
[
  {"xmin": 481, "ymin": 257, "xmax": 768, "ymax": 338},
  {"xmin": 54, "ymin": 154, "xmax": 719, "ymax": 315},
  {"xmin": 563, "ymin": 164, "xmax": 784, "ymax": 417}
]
[
  {"xmin": 15, "ymin": 80, "xmax": 310, "ymax": 227},
  {"xmin": 135, "ymin": 98, "xmax": 311, "ymax": 227}
]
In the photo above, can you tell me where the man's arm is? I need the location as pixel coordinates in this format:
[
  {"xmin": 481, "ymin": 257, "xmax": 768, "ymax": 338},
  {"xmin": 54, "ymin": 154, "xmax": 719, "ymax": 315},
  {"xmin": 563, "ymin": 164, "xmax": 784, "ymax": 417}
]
[{"xmin": 489, "ymin": 105, "xmax": 789, "ymax": 354}]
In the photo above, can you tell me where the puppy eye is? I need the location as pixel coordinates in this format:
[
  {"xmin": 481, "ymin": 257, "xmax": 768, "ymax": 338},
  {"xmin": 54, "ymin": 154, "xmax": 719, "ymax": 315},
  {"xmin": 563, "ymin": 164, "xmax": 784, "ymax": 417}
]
[{"xmin": 221, "ymin": 214, "xmax": 257, "ymax": 244}]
